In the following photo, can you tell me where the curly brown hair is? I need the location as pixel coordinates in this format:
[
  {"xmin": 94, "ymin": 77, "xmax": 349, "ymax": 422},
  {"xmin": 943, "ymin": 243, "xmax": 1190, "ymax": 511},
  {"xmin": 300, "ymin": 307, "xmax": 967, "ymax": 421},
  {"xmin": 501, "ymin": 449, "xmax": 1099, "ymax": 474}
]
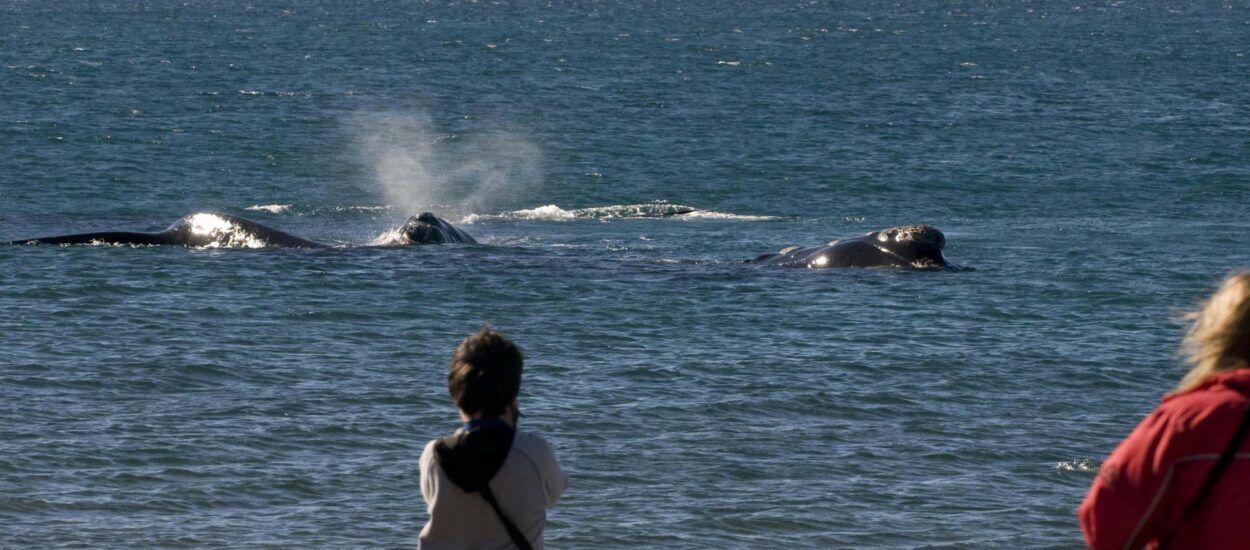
[{"xmin": 448, "ymin": 327, "xmax": 523, "ymax": 417}]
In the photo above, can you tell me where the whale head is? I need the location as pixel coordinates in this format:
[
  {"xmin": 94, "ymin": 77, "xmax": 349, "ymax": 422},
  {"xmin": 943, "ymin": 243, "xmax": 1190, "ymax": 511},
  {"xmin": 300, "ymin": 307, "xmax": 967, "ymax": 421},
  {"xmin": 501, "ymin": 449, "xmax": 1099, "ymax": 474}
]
[
  {"xmin": 873, "ymin": 225, "xmax": 948, "ymax": 268},
  {"xmin": 399, "ymin": 212, "xmax": 477, "ymax": 245}
]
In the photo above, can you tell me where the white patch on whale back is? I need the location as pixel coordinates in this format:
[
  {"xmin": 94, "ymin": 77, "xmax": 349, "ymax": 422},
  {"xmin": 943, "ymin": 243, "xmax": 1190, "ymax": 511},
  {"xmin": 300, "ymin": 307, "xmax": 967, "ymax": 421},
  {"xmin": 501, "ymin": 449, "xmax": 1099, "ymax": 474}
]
[
  {"xmin": 188, "ymin": 213, "xmax": 234, "ymax": 235},
  {"xmin": 810, "ymin": 255, "xmax": 830, "ymax": 268},
  {"xmin": 186, "ymin": 213, "xmax": 267, "ymax": 248}
]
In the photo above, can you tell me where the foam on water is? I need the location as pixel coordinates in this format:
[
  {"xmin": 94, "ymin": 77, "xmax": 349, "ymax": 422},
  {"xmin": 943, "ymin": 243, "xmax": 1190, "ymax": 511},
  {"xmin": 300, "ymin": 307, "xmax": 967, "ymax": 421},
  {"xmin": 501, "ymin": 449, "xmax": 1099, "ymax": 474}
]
[
  {"xmin": 678, "ymin": 210, "xmax": 779, "ymax": 221},
  {"xmin": 575, "ymin": 203, "xmax": 697, "ymax": 219},
  {"xmin": 510, "ymin": 204, "xmax": 577, "ymax": 221},
  {"xmin": 1054, "ymin": 459, "xmax": 1101, "ymax": 473},
  {"xmin": 246, "ymin": 204, "xmax": 292, "ymax": 214},
  {"xmin": 462, "ymin": 203, "xmax": 775, "ymax": 223}
]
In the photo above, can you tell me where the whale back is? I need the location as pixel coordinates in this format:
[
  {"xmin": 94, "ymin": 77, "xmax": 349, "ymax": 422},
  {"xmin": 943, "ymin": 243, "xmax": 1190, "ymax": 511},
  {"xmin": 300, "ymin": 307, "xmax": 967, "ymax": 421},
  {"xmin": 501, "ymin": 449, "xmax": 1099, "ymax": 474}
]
[
  {"xmin": 399, "ymin": 212, "xmax": 477, "ymax": 244},
  {"xmin": 750, "ymin": 224, "xmax": 953, "ymax": 269},
  {"xmin": 161, "ymin": 213, "xmax": 327, "ymax": 248},
  {"xmin": 8, "ymin": 231, "xmax": 170, "ymax": 246}
]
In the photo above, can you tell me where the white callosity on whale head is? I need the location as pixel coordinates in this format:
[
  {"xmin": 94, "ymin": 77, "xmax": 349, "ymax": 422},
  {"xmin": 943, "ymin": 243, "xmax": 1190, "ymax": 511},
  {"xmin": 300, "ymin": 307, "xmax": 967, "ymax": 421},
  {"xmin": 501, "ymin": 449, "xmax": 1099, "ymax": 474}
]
[
  {"xmin": 186, "ymin": 213, "xmax": 267, "ymax": 248},
  {"xmin": 879, "ymin": 225, "xmax": 943, "ymax": 246}
]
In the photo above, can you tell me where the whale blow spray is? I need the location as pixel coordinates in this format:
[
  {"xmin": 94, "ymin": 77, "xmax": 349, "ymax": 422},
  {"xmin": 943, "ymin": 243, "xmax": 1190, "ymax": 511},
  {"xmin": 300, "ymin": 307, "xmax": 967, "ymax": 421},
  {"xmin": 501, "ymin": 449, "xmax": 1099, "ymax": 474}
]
[{"xmin": 353, "ymin": 110, "xmax": 544, "ymax": 217}]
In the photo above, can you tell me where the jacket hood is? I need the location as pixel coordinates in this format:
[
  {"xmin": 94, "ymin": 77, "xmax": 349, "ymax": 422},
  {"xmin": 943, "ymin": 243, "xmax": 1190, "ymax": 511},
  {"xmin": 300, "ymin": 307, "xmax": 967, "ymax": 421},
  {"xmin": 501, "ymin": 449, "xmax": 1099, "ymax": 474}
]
[
  {"xmin": 434, "ymin": 419, "xmax": 515, "ymax": 493},
  {"xmin": 1166, "ymin": 368, "xmax": 1250, "ymax": 402}
]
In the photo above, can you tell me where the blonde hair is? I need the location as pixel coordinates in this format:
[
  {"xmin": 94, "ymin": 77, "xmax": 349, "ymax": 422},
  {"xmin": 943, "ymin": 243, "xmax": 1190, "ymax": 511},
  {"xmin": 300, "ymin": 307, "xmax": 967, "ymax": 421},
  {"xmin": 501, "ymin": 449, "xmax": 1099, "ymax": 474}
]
[{"xmin": 1175, "ymin": 272, "xmax": 1250, "ymax": 394}]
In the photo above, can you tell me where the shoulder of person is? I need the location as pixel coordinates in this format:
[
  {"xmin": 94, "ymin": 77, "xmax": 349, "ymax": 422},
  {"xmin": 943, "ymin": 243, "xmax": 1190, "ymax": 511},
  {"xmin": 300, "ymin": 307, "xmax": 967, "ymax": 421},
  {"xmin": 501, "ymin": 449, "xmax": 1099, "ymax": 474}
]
[
  {"xmin": 512, "ymin": 429, "xmax": 556, "ymax": 452},
  {"xmin": 1161, "ymin": 379, "xmax": 1248, "ymax": 413},
  {"xmin": 419, "ymin": 438, "xmax": 441, "ymax": 467},
  {"xmin": 422, "ymin": 438, "xmax": 442, "ymax": 453},
  {"xmin": 1153, "ymin": 380, "xmax": 1250, "ymax": 441},
  {"xmin": 511, "ymin": 430, "xmax": 561, "ymax": 465}
]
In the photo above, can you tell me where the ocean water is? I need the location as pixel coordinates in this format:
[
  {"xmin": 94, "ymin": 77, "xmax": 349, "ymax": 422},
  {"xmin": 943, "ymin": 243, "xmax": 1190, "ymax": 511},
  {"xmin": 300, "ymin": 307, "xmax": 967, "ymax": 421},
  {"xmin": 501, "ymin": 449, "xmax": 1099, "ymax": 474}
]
[{"xmin": 2, "ymin": 1, "xmax": 1250, "ymax": 547}]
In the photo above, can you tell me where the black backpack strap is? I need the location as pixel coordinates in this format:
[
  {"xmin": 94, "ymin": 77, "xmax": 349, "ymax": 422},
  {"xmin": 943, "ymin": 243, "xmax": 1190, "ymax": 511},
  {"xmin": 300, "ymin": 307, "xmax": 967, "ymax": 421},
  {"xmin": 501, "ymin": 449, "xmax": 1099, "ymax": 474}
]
[
  {"xmin": 1157, "ymin": 403, "xmax": 1250, "ymax": 549},
  {"xmin": 479, "ymin": 485, "xmax": 534, "ymax": 550}
]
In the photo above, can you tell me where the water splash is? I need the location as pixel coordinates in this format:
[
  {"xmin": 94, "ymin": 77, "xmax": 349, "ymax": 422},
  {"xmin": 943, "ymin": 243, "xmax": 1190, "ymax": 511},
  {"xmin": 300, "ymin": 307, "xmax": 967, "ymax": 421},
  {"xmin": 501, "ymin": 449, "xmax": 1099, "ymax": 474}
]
[
  {"xmin": 1054, "ymin": 459, "xmax": 1100, "ymax": 473},
  {"xmin": 509, "ymin": 205, "xmax": 577, "ymax": 221},
  {"xmin": 368, "ymin": 227, "xmax": 407, "ymax": 246}
]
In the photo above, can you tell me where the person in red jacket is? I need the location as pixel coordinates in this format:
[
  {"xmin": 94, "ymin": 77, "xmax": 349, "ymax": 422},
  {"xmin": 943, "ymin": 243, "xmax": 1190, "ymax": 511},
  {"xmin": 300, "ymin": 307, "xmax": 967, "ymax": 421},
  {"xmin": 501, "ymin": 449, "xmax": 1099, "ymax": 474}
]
[{"xmin": 1080, "ymin": 272, "xmax": 1250, "ymax": 549}]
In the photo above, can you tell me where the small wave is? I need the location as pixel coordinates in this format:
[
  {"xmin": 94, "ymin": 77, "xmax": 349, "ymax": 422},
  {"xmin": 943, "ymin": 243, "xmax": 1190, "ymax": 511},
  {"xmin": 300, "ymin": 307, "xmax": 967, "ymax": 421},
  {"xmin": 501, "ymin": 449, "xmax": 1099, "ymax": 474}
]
[
  {"xmin": 463, "ymin": 203, "xmax": 775, "ymax": 223},
  {"xmin": 333, "ymin": 205, "xmax": 392, "ymax": 212},
  {"xmin": 1054, "ymin": 459, "xmax": 1100, "ymax": 473},
  {"xmin": 243, "ymin": 204, "xmax": 393, "ymax": 216},
  {"xmin": 238, "ymin": 89, "xmax": 314, "ymax": 98},
  {"xmin": 246, "ymin": 204, "xmax": 292, "ymax": 214},
  {"xmin": 461, "ymin": 205, "xmax": 570, "ymax": 223}
]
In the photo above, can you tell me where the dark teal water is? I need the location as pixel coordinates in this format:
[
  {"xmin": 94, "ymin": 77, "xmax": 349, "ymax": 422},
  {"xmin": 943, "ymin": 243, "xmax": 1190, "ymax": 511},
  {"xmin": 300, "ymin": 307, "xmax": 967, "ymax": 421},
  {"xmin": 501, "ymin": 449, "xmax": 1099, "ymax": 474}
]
[{"xmin": 3, "ymin": 1, "xmax": 1250, "ymax": 547}]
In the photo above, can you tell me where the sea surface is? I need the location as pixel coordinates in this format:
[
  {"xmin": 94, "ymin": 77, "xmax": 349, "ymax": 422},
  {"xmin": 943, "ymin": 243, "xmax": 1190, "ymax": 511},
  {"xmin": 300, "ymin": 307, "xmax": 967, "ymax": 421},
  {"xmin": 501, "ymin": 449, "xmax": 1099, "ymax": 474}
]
[{"xmin": 2, "ymin": 1, "xmax": 1249, "ymax": 548}]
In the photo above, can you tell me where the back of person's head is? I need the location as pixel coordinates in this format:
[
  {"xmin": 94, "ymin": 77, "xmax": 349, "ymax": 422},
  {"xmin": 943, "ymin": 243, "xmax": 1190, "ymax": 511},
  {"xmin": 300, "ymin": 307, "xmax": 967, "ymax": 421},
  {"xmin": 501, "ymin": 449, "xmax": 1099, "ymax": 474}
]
[
  {"xmin": 1176, "ymin": 272, "xmax": 1250, "ymax": 394},
  {"xmin": 448, "ymin": 327, "xmax": 523, "ymax": 417}
]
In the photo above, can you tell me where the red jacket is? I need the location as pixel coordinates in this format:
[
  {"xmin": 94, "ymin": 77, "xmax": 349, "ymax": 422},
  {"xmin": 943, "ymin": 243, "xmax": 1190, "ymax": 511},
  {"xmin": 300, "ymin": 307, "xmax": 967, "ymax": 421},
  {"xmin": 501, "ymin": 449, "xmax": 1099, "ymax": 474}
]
[{"xmin": 1079, "ymin": 369, "xmax": 1250, "ymax": 550}]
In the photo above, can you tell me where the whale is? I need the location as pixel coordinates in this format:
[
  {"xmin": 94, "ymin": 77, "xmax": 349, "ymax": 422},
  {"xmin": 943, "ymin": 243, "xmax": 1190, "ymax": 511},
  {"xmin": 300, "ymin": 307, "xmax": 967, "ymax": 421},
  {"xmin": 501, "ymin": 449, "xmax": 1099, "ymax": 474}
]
[
  {"xmin": 6, "ymin": 212, "xmax": 328, "ymax": 248},
  {"xmin": 393, "ymin": 212, "xmax": 477, "ymax": 245},
  {"xmin": 749, "ymin": 224, "xmax": 956, "ymax": 269},
  {"xmin": 6, "ymin": 212, "xmax": 475, "ymax": 248}
]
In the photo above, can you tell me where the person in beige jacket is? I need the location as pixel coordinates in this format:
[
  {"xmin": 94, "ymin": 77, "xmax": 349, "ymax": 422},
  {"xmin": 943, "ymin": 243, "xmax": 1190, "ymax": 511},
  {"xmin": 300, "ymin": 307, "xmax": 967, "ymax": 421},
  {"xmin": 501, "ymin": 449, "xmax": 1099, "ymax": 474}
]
[{"xmin": 419, "ymin": 328, "xmax": 568, "ymax": 550}]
